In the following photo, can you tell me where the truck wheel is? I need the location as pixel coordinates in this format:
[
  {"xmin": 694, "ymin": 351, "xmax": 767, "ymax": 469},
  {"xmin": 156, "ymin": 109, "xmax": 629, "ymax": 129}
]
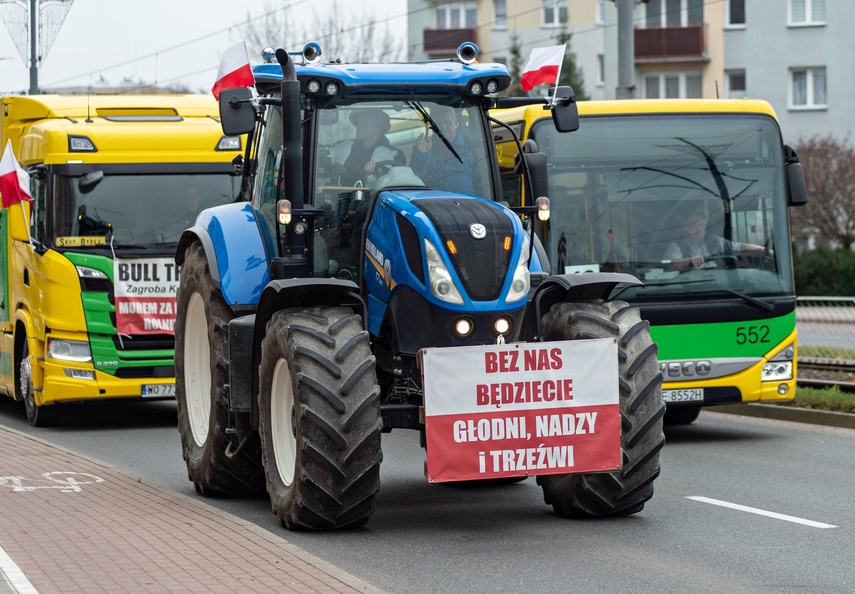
[
  {"xmin": 18, "ymin": 338, "xmax": 57, "ymax": 427},
  {"xmin": 258, "ymin": 306, "xmax": 383, "ymax": 530},
  {"xmin": 537, "ymin": 300, "xmax": 665, "ymax": 517},
  {"xmin": 664, "ymin": 405, "xmax": 701, "ymax": 425},
  {"xmin": 174, "ymin": 240, "xmax": 263, "ymax": 496}
]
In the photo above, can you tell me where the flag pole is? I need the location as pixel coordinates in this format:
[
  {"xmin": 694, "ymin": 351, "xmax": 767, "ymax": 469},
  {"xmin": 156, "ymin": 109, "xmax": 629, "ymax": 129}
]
[{"xmin": 550, "ymin": 44, "xmax": 567, "ymax": 107}]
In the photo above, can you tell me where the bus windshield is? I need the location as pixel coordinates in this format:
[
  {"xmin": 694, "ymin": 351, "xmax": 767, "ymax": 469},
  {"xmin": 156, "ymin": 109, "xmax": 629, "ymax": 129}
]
[{"xmin": 527, "ymin": 113, "xmax": 794, "ymax": 299}]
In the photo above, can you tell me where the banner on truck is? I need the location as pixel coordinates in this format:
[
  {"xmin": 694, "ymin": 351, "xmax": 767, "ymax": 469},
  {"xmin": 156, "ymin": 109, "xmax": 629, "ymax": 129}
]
[
  {"xmin": 113, "ymin": 257, "xmax": 180, "ymax": 335},
  {"xmin": 422, "ymin": 339, "xmax": 621, "ymax": 483}
]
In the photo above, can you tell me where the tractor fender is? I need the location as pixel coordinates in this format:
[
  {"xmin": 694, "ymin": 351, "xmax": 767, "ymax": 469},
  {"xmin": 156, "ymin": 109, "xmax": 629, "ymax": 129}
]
[
  {"xmin": 522, "ymin": 272, "xmax": 643, "ymax": 340},
  {"xmin": 175, "ymin": 202, "xmax": 272, "ymax": 307}
]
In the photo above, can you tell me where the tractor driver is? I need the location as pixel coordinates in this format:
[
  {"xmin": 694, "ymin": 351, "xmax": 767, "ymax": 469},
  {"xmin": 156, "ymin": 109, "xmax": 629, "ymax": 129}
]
[{"xmin": 334, "ymin": 108, "xmax": 405, "ymax": 187}]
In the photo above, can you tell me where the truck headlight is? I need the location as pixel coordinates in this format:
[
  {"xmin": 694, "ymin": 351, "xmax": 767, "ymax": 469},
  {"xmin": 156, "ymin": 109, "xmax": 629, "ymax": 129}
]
[
  {"xmin": 506, "ymin": 236, "xmax": 530, "ymax": 303},
  {"xmin": 425, "ymin": 239, "xmax": 464, "ymax": 304},
  {"xmin": 48, "ymin": 339, "xmax": 92, "ymax": 363}
]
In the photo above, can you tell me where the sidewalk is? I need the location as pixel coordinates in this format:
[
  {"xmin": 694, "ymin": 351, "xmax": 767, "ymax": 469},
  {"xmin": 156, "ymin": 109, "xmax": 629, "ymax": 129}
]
[{"xmin": 0, "ymin": 426, "xmax": 382, "ymax": 594}]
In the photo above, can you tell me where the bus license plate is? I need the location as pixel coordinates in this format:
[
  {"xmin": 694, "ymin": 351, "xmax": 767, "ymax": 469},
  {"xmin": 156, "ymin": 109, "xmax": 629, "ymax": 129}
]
[
  {"xmin": 662, "ymin": 388, "xmax": 704, "ymax": 403},
  {"xmin": 142, "ymin": 384, "xmax": 176, "ymax": 398}
]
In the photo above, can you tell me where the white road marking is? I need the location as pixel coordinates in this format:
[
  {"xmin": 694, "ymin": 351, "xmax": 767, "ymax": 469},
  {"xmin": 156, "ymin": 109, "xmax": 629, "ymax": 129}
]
[
  {"xmin": 686, "ymin": 496, "xmax": 838, "ymax": 529},
  {"xmin": 0, "ymin": 545, "xmax": 38, "ymax": 593}
]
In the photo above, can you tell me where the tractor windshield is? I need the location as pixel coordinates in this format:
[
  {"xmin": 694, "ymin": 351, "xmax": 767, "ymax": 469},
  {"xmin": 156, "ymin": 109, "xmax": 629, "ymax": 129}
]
[{"xmin": 314, "ymin": 98, "xmax": 493, "ymax": 198}]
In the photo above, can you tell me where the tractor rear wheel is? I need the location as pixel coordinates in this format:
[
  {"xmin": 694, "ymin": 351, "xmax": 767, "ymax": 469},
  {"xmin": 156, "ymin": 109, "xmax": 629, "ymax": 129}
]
[
  {"xmin": 537, "ymin": 299, "xmax": 665, "ymax": 517},
  {"xmin": 258, "ymin": 306, "xmax": 383, "ymax": 530},
  {"xmin": 174, "ymin": 240, "xmax": 264, "ymax": 496}
]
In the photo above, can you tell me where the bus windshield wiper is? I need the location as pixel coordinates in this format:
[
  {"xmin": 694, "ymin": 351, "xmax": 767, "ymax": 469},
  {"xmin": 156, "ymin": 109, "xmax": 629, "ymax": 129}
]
[
  {"xmin": 685, "ymin": 287, "xmax": 775, "ymax": 312},
  {"xmin": 611, "ymin": 278, "xmax": 712, "ymax": 300}
]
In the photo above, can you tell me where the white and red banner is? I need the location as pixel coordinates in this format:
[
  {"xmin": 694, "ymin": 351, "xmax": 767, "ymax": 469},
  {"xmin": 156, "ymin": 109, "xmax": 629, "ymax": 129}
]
[
  {"xmin": 0, "ymin": 140, "xmax": 32, "ymax": 209},
  {"xmin": 211, "ymin": 41, "xmax": 254, "ymax": 100},
  {"xmin": 113, "ymin": 258, "xmax": 180, "ymax": 335},
  {"xmin": 520, "ymin": 44, "xmax": 566, "ymax": 92},
  {"xmin": 422, "ymin": 339, "xmax": 621, "ymax": 483}
]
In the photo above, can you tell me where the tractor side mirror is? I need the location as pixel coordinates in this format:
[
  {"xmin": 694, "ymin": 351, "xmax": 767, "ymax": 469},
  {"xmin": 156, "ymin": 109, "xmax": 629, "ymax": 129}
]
[{"xmin": 219, "ymin": 88, "xmax": 257, "ymax": 136}]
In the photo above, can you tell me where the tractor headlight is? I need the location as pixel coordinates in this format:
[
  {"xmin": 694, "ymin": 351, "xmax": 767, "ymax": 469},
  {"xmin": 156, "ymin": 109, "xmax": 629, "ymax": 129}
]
[
  {"xmin": 425, "ymin": 239, "xmax": 464, "ymax": 304},
  {"xmin": 506, "ymin": 236, "xmax": 531, "ymax": 303}
]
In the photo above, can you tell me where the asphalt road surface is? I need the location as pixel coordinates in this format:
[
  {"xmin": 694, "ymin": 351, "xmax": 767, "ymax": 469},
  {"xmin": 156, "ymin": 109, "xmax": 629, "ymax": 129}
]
[{"xmin": 1, "ymin": 398, "xmax": 853, "ymax": 593}]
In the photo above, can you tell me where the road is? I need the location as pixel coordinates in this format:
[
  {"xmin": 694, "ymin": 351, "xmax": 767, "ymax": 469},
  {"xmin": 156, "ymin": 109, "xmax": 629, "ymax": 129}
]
[{"xmin": 0, "ymin": 397, "xmax": 853, "ymax": 593}]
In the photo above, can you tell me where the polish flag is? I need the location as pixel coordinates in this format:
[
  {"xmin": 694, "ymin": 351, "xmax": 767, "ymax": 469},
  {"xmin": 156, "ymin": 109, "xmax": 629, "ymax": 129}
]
[
  {"xmin": 520, "ymin": 44, "xmax": 566, "ymax": 92},
  {"xmin": 211, "ymin": 41, "xmax": 255, "ymax": 100},
  {"xmin": 0, "ymin": 140, "xmax": 32, "ymax": 209}
]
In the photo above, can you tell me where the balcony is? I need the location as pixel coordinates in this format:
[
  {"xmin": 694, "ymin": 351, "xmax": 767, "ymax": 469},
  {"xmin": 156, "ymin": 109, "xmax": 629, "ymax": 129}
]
[
  {"xmin": 423, "ymin": 27, "xmax": 478, "ymax": 55},
  {"xmin": 634, "ymin": 24, "xmax": 707, "ymax": 62}
]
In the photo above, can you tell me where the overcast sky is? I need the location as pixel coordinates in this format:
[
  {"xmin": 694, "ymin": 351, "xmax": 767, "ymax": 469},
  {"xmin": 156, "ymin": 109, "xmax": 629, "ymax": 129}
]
[{"xmin": 0, "ymin": 0, "xmax": 407, "ymax": 95}]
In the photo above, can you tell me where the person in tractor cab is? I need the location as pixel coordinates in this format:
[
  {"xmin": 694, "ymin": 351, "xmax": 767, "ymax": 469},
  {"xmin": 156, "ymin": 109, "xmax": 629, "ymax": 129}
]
[
  {"xmin": 334, "ymin": 108, "xmax": 404, "ymax": 187},
  {"xmin": 410, "ymin": 104, "xmax": 479, "ymax": 195}
]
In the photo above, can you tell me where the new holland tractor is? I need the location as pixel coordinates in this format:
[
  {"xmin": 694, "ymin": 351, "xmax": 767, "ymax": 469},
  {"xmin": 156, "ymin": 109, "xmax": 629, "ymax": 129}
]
[{"xmin": 173, "ymin": 42, "xmax": 665, "ymax": 530}]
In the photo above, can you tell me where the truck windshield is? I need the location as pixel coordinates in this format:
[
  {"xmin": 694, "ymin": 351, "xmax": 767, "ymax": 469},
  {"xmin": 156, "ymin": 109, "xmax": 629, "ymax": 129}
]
[
  {"xmin": 48, "ymin": 173, "xmax": 239, "ymax": 249},
  {"xmin": 526, "ymin": 113, "xmax": 794, "ymax": 300}
]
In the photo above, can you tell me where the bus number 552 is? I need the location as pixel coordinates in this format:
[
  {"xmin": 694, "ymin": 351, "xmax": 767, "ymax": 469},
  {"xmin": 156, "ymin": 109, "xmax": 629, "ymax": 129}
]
[{"xmin": 736, "ymin": 325, "xmax": 770, "ymax": 345}]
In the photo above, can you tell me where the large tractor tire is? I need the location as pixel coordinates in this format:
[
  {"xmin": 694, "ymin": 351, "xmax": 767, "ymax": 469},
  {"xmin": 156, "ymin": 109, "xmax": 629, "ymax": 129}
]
[
  {"xmin": 258, "ymin": 306, "xmax": 383, "ymax": 530},
  {"xmin": 174, "ymin": 240, "xmax": 264, "ymax": 496},
  {"xmin": 537, "ymin": 299, "xmax": 665, "ymax": 517}
]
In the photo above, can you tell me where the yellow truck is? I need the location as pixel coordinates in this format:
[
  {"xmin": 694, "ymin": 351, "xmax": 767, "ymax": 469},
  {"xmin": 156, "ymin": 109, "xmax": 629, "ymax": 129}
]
[{"xmin": 0, "ymin": 94, "xmax": 242, "ymax": 425}]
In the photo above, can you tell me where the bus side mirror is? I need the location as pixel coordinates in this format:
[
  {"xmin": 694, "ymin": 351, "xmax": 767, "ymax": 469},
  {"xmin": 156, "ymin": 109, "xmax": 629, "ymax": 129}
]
[
  {"xmin": 784, "ymin": 145, "xmax": 808, "ymax": 207},
  {"xmin": 549, "ymin": 86, "xmax": 580, "ymax": 133},
  {"xmin": 219, "ymin": 88, "xmax": 257, "ymax": 136}
]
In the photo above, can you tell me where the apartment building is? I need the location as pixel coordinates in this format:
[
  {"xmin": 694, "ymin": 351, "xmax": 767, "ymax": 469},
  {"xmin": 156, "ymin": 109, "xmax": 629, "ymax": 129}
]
[{"xmin": 408, "ymin": 0, "xmax": 846, "ymax": 143}]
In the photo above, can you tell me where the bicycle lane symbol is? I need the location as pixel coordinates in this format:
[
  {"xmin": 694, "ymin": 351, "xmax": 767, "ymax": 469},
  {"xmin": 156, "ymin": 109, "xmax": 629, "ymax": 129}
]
[{"xmin": 0, "ymin": 472, "xmax": 105, "ymax": 493}]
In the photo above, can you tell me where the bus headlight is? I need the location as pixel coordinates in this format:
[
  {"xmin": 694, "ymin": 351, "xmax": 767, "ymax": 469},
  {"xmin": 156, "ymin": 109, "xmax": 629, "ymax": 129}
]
[{"xmin": 762, "ymin": 361, "xmax": 793, "ymax": 382}]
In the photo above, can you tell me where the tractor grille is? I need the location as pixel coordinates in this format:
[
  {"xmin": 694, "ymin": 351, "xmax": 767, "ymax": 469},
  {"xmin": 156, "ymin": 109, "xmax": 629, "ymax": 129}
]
[{"xmin": 413, "ymin": 198, "xmax": 514, "ymax": 301}]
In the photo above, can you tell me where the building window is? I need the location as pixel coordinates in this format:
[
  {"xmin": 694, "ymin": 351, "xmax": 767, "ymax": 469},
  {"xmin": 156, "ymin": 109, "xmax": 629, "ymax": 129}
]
[
  {"xmin": 789, "ymin": 0, "xmax": 825, "ymax": 26},
  {"xmin": 597, "ymin": 54, "xmax": 604, "ymax": 86},
  {"xmin": 494, "ymin": 0, "xmax": 506, "ymax": 28},
  {"xmin": 790, "ymin": 67, "xmax": 826, "ymax": 108},
  {"xmin": 436, "ymin": 2, "xmax": 477, "ymax": 28},
  {"xmin": 644, "ymin": 0, "xmax": 703, "ymax": 27},
  {"xmin": 727, "ymin": 0, "xmax": 745, "ymax": 26},
  {"xmin": 543, "ymin": 0, "xmax": 568, "ymax": 27},
  {"xmin": 727, "ymin": 70, "xmax": 746, "ymax": 98},
  {"xmin": 643, "ymin": 72, "xmax": 703, "ymax": 98}
]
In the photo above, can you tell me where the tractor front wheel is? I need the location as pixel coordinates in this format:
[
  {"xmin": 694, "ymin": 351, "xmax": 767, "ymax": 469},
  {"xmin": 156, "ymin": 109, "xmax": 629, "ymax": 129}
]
[
  {"xmin": 537, "ymin": 299, "xmax": 666, "ymax": 517},
  {"xmin": 258, "ymin": 306, "xmax": 383, "ymax": 530}
]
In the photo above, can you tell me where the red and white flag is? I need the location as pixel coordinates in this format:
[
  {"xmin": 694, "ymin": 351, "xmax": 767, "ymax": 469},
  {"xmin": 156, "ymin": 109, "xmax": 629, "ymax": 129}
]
[
  {"xmin": 520, "ymin": 44, "xmax": 566, "ymax": 92},
  {"xmin": 211, "ymin": 41, "xmax": 254, "ymax": 100},
  {"xmin": 0, "ymin": 140, "xmax": 32, "ymax": 209}
]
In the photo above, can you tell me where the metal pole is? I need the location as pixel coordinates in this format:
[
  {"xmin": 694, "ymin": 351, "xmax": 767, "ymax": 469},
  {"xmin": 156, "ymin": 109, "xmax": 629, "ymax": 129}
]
[
  {"xmin": 616, "ymin": 0, "xmax": 635, "ymax": 99},
  {"xmin": 28, "ymin": 0, "xmax": 38, "ymax": 95}
]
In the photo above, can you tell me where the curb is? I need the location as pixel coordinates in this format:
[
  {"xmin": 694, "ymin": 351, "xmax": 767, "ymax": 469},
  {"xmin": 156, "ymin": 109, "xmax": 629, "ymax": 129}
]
[{"xmin": 708, "ymin": 403, "xmax": 855, "ymax": 430}]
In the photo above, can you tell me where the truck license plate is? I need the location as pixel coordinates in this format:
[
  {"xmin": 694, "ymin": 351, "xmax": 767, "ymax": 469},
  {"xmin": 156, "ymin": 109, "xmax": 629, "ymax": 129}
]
[
  {"xmin": 662, "ymin": 388, "xmax": 704, "ymax": 403},
  {"xmin": 142, "ymin": 384, "xmax": 176, "ymax": 398}
]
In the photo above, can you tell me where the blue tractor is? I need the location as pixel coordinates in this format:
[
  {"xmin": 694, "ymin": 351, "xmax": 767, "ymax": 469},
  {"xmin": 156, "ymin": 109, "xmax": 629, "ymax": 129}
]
[{"xmin": 173, "ymin": 43, "xmax": 665, "ymax": 530}]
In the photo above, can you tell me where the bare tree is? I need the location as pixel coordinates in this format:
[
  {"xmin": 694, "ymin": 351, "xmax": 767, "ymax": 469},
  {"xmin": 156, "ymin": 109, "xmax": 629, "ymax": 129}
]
[
  {"xmin": 792, "ymin": 135, "xmax": 855, "ymax": 248},
  {"xmin": 241, "ymin": 1, "xmax": 402, "ymax": 64},
  {"xmin": 242, "ymin": 3, "xmax": 303, "ymax": 59}
]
